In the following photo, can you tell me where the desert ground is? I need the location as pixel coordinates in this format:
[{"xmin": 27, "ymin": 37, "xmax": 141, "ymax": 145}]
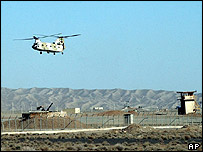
[{"xmin": 1, "ymin": 124, "xmax": 202, "ymax": 151}]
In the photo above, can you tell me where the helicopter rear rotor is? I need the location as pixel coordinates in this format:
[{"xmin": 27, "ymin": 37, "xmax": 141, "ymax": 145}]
[{"xmin": 52, "ymin": 34, "xmax": 81, "ymax": 39}]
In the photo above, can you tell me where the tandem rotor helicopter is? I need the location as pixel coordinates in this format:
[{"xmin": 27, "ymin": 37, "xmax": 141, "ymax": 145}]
[{"xmin": 14, "ymin": 33, "xmax": 81, "ymax": 55}]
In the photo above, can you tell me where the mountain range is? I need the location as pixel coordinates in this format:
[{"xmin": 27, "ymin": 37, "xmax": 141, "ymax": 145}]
[{"xmin": 1, "ymin": 87, "xmax": 202, "ymax": 112}]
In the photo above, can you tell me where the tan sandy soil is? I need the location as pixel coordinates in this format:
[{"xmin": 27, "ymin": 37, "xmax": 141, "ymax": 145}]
[
  {"xmin": 95, "ymin": 110, "xmax": 127, "ymax": 116},
  {"xmin": 1, "ymin": 124, "xmax": 202, "ymax": 151}
]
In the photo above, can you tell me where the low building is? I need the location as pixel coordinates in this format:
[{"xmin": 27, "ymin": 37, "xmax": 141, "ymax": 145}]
[
  {"xmin": 63, "ymin": 108, "xmax": 80, "ymax": 114},
  {"xmin": 93, "ymin": 107, "xmax": 104, "ymax": 111},
  {"xmin": 121, "ymin": 106, "xmax": 137, "ymax": 112}
]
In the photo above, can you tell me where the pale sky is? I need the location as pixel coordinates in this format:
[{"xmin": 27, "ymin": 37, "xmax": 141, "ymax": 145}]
[{"xmin": 1, "ymin": 1, "xmax": 202, "ymax": 92}]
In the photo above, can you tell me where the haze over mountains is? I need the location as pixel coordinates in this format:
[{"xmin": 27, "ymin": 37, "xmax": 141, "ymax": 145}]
[{"xmin": 1, "ymin": 87, "xmax": 202, "ymax": 112}]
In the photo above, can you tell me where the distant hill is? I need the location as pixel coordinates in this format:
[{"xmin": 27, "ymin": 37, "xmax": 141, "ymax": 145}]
[{"xmin": 1, "ymin": 87, "xmax": 202, "ymax": 112}]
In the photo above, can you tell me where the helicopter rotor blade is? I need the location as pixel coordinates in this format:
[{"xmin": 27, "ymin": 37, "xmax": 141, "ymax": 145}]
[
  {"xmin": 52, "ymin": 34, "xmax": 81, "ymax": 38},
  {"xmin": 13, "ymin": 34, "xmax": 56, "ymax": 41},
  {"xmin": 48, "ymin": 33, "xmax": 62, "ymax": 36},
  {"xmin": 33, "ymin": 33, "xmax": 62, "ymax": 38},
  {"xmin": 13, "ymin": 33, "xmax": 80, "ymax": 41},
  {"xmin": 62, "ymin": 34, "xmax": 81, "ymax": 38},
  {"xmin": 13, "ymin": 37, "xmax": 35, "ymax": 41}
]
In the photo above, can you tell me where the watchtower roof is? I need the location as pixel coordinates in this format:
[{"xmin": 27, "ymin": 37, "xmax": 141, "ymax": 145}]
[{"xmin": 177, "ymin": 91, "xmax": 197, "ymax": 94}]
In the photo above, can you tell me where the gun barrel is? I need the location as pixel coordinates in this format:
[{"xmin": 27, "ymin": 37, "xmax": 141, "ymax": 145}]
[{"xmin": 46, "ymin": 103, "xmax": 53, "ymax": 111}]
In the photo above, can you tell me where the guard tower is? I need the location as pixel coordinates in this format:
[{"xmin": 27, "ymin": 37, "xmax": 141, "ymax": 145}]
[{"xmin": 177, "ymin": 91, "xmax": 199, "ymax": 115}]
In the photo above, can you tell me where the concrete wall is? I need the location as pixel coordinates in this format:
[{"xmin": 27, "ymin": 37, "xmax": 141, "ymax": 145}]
[{"xmin": 185, "ymin": 101, "xmax": 195, "ymax": 114}]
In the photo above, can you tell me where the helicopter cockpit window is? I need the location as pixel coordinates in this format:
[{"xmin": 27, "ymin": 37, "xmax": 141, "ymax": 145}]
[{"xmin": 42, "ymin": 44, "xmax": 44, "ymax": 46}]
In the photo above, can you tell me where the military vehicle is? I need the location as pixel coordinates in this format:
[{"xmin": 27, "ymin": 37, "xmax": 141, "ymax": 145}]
[{"xmin": 21, "ymin": 103, "xmax": 55, "ymax": 120}]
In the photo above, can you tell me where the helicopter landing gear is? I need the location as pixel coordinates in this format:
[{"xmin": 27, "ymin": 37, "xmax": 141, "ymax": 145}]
[
  {"xmin": 47, "ymin": 51, "xmax": 49, "ymax": 54},
  {"xmin": 62, "ymin": 52, "xmax": 63, "ymax": 55},
  {"xmin": 54, "ymin": 52, "xmax": 55, "ymax": 55},
  {"xmin": 40, "ymin": 52, "xmax": 42, "ymax": 54}
]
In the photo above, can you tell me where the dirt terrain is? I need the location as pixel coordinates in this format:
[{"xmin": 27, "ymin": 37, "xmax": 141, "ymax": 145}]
[{"xmin": 1, "ymin": 124, "xmax": 202, "ymax": 151}]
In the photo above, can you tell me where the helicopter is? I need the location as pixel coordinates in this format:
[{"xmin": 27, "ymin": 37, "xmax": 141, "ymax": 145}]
[{"xmin": 14, "ymin": 33, "xmax": 81, "ymax": 55}]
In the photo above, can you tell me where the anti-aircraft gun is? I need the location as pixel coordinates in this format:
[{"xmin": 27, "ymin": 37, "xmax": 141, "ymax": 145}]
[
  {"xmin": 21, "ymin": 103, "xmax": 54, "ymax": 121},
  {"xmin": 36, "ymin": 103, "xmax": 53, "ymax": 111}
]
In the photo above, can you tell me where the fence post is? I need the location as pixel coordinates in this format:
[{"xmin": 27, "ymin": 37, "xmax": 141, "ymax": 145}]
[
  {"xmin": 86, "ymin": 114, "xmax": 88, "ymax": 128},
  {"xmin": 21, "ymin": 118, "xmax": 23, "ymax": 131},
  {"xmin": 64, "ymin": 115, "xmax": 66, "ymax": 130},
  {"xmin": 27, "ymin": 117, "xmax": 29, "ymax": 130},
  {"xmin": 165, "ymin": 112, "xmax": 167, "ymax": 126},
  {"xmin": 75, "ymin": 114, "xmax": 77, "ymax": 129},
  {"xmin": 113, "ymin": 115, "xmax": 115, "ymax": 127},
  {"xmin": 155, "ymin": 113, "xmax": 157, "ymax": 126},
  {"xmin": 136, "ymin": 112, "xmax": 139, "ymax": 125},
  {"xmin": 102, "ymin": 115, "xmax": 104, "ymax": 128},
  {"xmin": 52, "ymin": 115, "xmax": 54, "ymax": 130},
  {"xmin": 70, "ymin": 114, "xmax": 73, "ymax": 129},
  {"xmin": 68, "ymin": 114, "xmax": 70, "ymax": 129},
  {"xmin": 161, "ymin": 111, "xmax": 164, "ymax": 126},
  {"xmin": 148, "ymin": 112, "xmax": 150, "ymax": 126},
  {"xmin": 97, "ymin": 115, "xmax": 99, "ymax": 128},
  {"xmin": 142, "ymin": 112, "xmax": 145, "ymax": 126},
  {"xmin": 191, "ymin": 116, "xmax": 193, "ymax": 125},
  {"xmin": 15, "ymin": 116, "xmax": 17, "ymax": 131},
  {"xmin": 178, "ymin": 114, "xmax": 180, "ymax": 125},
  {"xmin": 91, "ymin": 114, "xmax": 94, "ymax": 128},
  {"xmin": 40, "ymin": 115, "xmax": 42, "ymax": 131},
  {"xmin": 1, "ymin": 116, "xmax": 4, "ymax": 132},
  {"xmin": 186, "ymin": 115, "xmax": 188, "ymax": 125},
  {"xmin": 117, "ymin": 115, "xmax": 119, "ymax": 127},
  {"xmin": 34, "ymin": 116, "xmax": 36, "ymax": 131},
  {"xmin": 180, "ymin": 115, "xmax": 182, "ymax": 126},
  {"xmin": 199, "ymin": 116, "xmax": 201, "ymax": 125},
  {"xmin": 174, "ymin": 112, "xmax": 176, "ymax": 125},
  {"xmin": 80, "ymin": 114, "xmax": 83, "ymax": 129},
  {"xmin": 8, "ymin": 116, "xmax": 11, "ymax": 131},
  {"xmin": 57, "ymin": 115, "xmax": 59, "ymax": 130},
  {"xmin": 151, "ymin": 112, "xmax": 154, "ymax": 126},
  {"xmin": 46, "ymin": 116, "xmax": 48, "ymax": 130},
  {"xmin": 106, "ymin": 115, "xmax": 108, "ymax": 127}
]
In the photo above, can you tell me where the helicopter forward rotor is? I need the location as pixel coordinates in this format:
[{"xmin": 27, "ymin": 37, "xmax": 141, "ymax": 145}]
[{"xmin": 13, "ymin": 36, "xmax": 38, "ymax": 41}]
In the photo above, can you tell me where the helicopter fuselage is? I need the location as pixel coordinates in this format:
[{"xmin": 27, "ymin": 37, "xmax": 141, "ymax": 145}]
[
  {"xmin": 32, "ymin": 38, "xmax": 65, "ymax": 55},
  {"xmin": 14, "ymin": 33, "xmax": 80, "ymax": 55}
]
